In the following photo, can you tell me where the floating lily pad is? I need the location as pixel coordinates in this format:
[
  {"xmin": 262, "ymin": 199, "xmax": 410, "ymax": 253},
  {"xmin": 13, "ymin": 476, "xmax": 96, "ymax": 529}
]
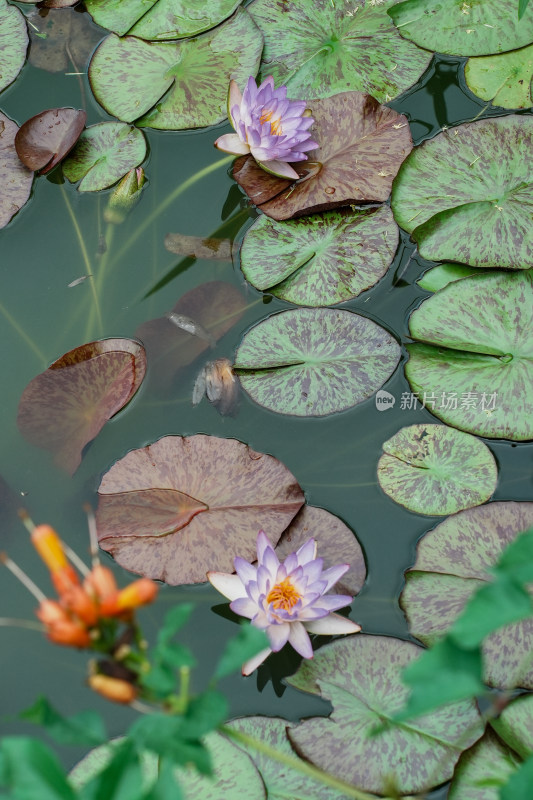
[
  {"xmin": 392, "ymin": 115, "xmax": 533, "ymax": 268},
  {"xmin": 248, "ymin": 0, "xmax": 431, "ymax": 103},
  {"xmin": 377, "ymin": 424, "xmax": 497, "ymax": 516},
  {"xmin": 389, "ymin": 0, "xmax": 533, "ymax": 57},
  {"xmin": 286, "ymin": 635, "xmax": 483, "ymax": 794},
  {"xmin": 228, "ymin": 717, "xmax": 351, "ymax": 800},
  {"xmin": 62, "ymin": 122, "xmax": 146, "ymax": 191},
  {"xmin": 406, "ymin": 270, "xmax": 533, "ymax": 440},
  {"xmin": 88, "ymin": 9, "xmax": 263, "ymax": 130},
  {"xmin": 15, "ymin": 108, "xmax": 86, "ymax": 173},
  {"xmin": 400, "ymin": 501, "xmax": 533, "ymax": 688},
  {"xmin": 234, "ymin": 92, "xmax": 412, "ymax": 221},
  {"xmin": 0, "ymin": 0, "xmax": 28, "ymax": 94},
  {"xmin": 0, "ymin": 112, "xmax": 33, "ymax": 229},
  {"xmin": 464, "ymin": 44, "xmax": 533, "ymax": 109},
  {"xmin": 86, "ymin": 0, "xmax": 243, "ymax": 41},
  {"xmin": 28, "ymin": 8, "xmax": 104, "ymax": 74},
  {"xmin": 240, "ymin": 206, "xmax": 398, "ymax": 306},
  {"xmin": 274, "ymin": 505, "xmax": 366, "ymax": 597},
  {"xmin": 234, "ymin": 308, "xmax": 401, "ymax": 417},
  {"xmin": 448, "ymin": 728, "xmax": 521, "ymax": 800},
  {"xmin": 18, "ymin": 339, "xmax": 146, "ymax": 476},
  {"xmin": 417, "ymin": 264, "xmax": 484, "ymax": 292},
  {"xmin": 96, "ymin": 435, "xmax": 305, "ymax": 585},
  {"xmin": 135, "ymin": 281, "xmax": 246, "ymax": 394}
]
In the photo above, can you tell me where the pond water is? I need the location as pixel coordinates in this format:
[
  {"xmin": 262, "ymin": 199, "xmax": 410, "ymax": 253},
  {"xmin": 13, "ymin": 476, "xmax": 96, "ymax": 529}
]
[{"xmin": 0, "ymin": 5, "xmax": 532, "ymax": 797}]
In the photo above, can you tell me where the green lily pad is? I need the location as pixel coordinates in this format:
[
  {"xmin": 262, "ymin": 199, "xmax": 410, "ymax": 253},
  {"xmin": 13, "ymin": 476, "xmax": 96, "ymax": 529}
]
[
  {"xmin": 405, "ymin": 270, "xmax": 533, "ymax": 440},
  {"xmin": 85, "ymin": 0, "xmax": 243, "ymax": 40},
  {"xmin": 448, "ymin": 728, "xmax": 520, "ymax": 800},
  {"xmin": 88, "ymin": 9, "xmax": 263, "ymax": 130},
  {"xmin": 62, "ymin": 122, "xmax": 146, "ymax": 191},
  {"xmin": 0, "ymin": 112, "xmax": 33, "ymax": 229},
  {"xmin": 286, "ymin": 635, "xmax": 483, "ymax": 795},
  {"xmin": 417, "ymin": 264, "xmax": 484, "ymax": 292},
  {"xmin": 233, "ymin": 308, "xmax": 401, "ymax": 417},
  {"xmin": 240, "ymin": 206, "xmax": 398, "ymax": 306},
  {"xmin": 491, "ymin": 694, "xmax": 533, "ymax": 761},
  {"xmin": 0, "ymin": 0, "xmax": 28, "ymax": 94},
  {"xmin": 389, "ymin": 0, "xmax": 533, "ymax": 57},
  {"xmin": 247, "ymin": 0, "xmax": 432, "ymax": 103},
  {"xmin": 400, "ymin": 501, "xmax": 533, "ymax": 689},
  {"xmin": 391, "ymin": 115, "xmax": 533, "ymax": 268},
  {"xmin": 234, "ymin": 92, "xmax": 412, "ymax": 221},
  {"xmin": 377, "ymin": 424, "xmax": 497, "ymax": 516},
  {"xmin": 464, "ymin": 43, "xmax": 533, "ymax": 109}
]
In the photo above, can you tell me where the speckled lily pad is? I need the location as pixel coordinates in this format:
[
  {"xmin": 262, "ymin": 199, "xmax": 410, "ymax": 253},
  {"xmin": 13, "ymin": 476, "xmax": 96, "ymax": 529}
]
[
  {"xmin": 417, "ymin": 264, "xmax": 484, "ymax": 292},
  {"xmin": 0, "ymin": 112, "xmax": 33, "ymax": 229},
  {"xmin": 0, "ymin": 0, "xmax": 28, "ymax": 94},
  {"xmin": 464, "ymin": 44, "xmax": 533, "ymax": 109},
  {"xmin": 62, "ymin": 122, "xmax": 146, "ymax": 191}
]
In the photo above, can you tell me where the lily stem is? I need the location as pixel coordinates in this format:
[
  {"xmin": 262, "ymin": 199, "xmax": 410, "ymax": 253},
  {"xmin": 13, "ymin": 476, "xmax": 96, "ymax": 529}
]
[
  {"xmin": 220, "ymin": 725, "xmax": 382, "ymax": 800},
  {"xmin": 84, "ymin": 222, "xmax": 115, "ymax": 341},
  {"xmin": 0, "ymin": 299, "xmax": 46, "ymax": 365}
]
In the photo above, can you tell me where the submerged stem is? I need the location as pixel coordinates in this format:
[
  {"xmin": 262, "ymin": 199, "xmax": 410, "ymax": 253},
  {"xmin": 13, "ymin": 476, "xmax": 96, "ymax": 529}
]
[
  {"xmin": 0, "ymin": 617, "xmax": 45, "ymax": 632},
  {"xmin": 0, "ymin": 299, "xmax": 46, "ymax": 365}
]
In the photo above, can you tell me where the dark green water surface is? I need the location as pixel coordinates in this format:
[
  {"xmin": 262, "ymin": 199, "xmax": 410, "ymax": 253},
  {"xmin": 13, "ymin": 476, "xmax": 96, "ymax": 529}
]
[{"xmin": 0, "ymin": 11, "xmax": 532, "ymax": 797}]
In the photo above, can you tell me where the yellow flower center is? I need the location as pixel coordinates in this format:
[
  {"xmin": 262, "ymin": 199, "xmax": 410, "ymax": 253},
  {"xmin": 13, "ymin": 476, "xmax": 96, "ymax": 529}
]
[
  {"xmin": 266, "ymin": 577, "xmax": 301, "ymax": 611},
  {"xmin": 260, "ymin": 108, "xmax": 283, "ymax": 136}
]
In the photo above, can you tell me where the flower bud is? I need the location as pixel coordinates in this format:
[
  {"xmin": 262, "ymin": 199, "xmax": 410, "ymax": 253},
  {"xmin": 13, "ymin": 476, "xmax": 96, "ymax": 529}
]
[
  {"xmin": 36, "ymin": 599, "xmax": 70, "ymax": 626},
  {"xmin": 84, "ymin": 564, "xmax": 118, "ymax": 602},
  {"xmin": 31, "ymin": 525, "xmax": 70, "ymax": 574},
  {"xmin": 100, "ymin": 578, "xmax": 158, "ymax": 616},
  {"xmin": 88, "ymin": 674, "xmax": 137, "ymax": 704},
  {"xmin": 104, "ymin": 168, "xmax": 146, "ymax": 225},
  {"xmin": 51, "ymin": 564, "xmax": 81, "ymax": 595},
  {"xmin": 46, "ymin": 618, "xmax": 91, "ymax": 648},
  {"xmin": 61, "ymin": 585, "xmax": 99, "ymax": 626}
]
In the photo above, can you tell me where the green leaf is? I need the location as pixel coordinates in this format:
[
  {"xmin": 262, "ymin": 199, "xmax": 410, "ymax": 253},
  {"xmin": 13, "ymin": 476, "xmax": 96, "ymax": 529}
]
[
  {"xmin": 389, "ymin": 0, "xmax": 533, "ymax": 56},
  {"xmin": 139, "ymin": 663, "xmax": 177, "ymax": 696},
  {"xmin": 493, "ymin": 528, "xmax": 533, "ymax": 583},
  {"xmin": 183, "ymin": 691, "xmax": 228, "ymax": 740},
  {"xmin": 240, "ymin": 206, "xmax": 399, "ymax": 306},
  {"xmin": 247, "ymin": 0, "xmax": 431, "ymax": 103},
  {"xmin": 213, "ymin": 624, "xmax": 268, "ymax": 682},
  {"xmin": 519, "ymin": 0, "xmax": 531, "ymax": 18},
  {"xmin": 79, "ymin": 742, "xmax": 146, "ymax": 800},
  {"xmin": 158, "ymin": 604, "xmax": 194, "ymax": 643},
  {"xmin": 19, "ymin": 697, "xmax": 107, "ymax": 746},
  {"xmin": 391, "ymin": 115, "xmax": 533, "ymax": 268},
  {"xmin": 450, "ymin": 577, "xmax": 533, "ymax": 648},
  {"xmin": 417, "ymin": 264, "xmax": 484, "ymax": 292},
  {"xmin": 85, "ymin": 0, "xmax": 243, "ymax": 40},
  {"xmin": 0, "ymin": 737, "xmax": 76, "ymax": 800},
  {"xmin": 286, "ymin": 635, "xmax": 483, "ymax": 795},
  {"xmin": 405, "ymin": 270, "xmax": 533, "ymax": 440},
  {"xmin": 464, "ymin": 44, "xmax": 533, "ymax": 110},
  {"xmin": 501, "ymin": 754, "xmax": 533, "ymax": 800},
  {"xmin": 491, "ymin": 694, "xmax": 533, "ymax": 760},
  {"xmin": 0, "ymin": 0, "xmax": 28, "ymax": 94},
  {"xmin": 377, "ymin": 423, "xmax": 497, "ymax": 516},
  {"xmin": 143, "ymin": 759, "xmax": 183, "ymax": 800},
  {"xmin": 234, "ymin": 308, "xmax": 401, "ymax": 417},
  {"xmin": 62, "ymin": 123, "xmax": 147, "ymax": 192},
  {"xmin": 88, "ymin": 10, "xmax": 263, "ymax": 130}
]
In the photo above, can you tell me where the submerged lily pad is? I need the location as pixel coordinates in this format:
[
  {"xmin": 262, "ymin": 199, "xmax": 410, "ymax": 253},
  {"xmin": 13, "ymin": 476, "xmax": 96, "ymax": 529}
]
[
  {"xmin": 248, "ymin": 0, "xmax": 431, "ymax": 103},
  {"xmin": 389, "ymin": 0, "xmax": 533, "ymax": 57},
  {"xmin": 85, "ymin": 0, "xmax": 243, "ymax": 40},
  {"xmin": 234, "ymin": 308, "xmax": 401, "ymax": 417},
  {"xmin": 464, "ymin": 44, "xmax": 533, "ymax": 109},
  {"xmin": 96, "ymin": 435, "xmax": 305, "ymax": 585},
  {"xmin": 62, "ymin": 122, "xmax": 146, "ymax": 191},
  {"xmin": 377, "ymin": 424, "xmax": 497, "ymax": 516},
  {"xmin": 0, "ymin": 0, "xmax": 28, "ymax": 94},
  {"xmin": 88, "ymin": 9, "xmax": 263, "ymax": 130},
  {"xmin": 406, "ymin": 270, "xmax": 533, "ymax": 440},
  {"xmin": 417, "ymin": 264, "xmax": 483, "ymax": 292},
  {"xmin": 240, "ymin": 206, "xmax": 398, "ymax": 306},
  {"xmin": 234, "ymin": 92, "xmax": 412, "ymax": 221},
  {"xmin": 287, "ymin": 635, "xmax": 483, "ymax": 794},
  {"xmin": 17, "ymin": 339, "xmax": 146, "ymax": 476},
  {"xmin": 400, "ymin": 502, "xmax": 533, "ymax": 688},
  {"xmin": 165, "ymin": 233, "xmax": 232, "ymax": 260},
  {"xmin": 28, "ymin": 8, "xmax": 104, "ymax": 74},
  {"xmin": 15, "ymin": 108, "xmax": 86, "ymax": 173},
  {"xmin": 0, "ymin": 112, "xmax": 33, "ymax": 229},
  {"xmin": 275, "ymin": 505, "xmax": 366, "ymax": 596},
  {"xmin": 391, "ymin": 115, "xmax": 533, "ymax": 268}
]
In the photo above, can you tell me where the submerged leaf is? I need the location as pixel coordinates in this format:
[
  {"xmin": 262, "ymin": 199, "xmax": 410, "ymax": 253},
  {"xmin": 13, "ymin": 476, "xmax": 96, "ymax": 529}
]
[
  {"xmin": 234, "ymin": 92, "xmax": 412, "ymax": 221},
  {"xmin": 17, "ymin": 339, "xmax": 146, "ymax": 475},
  {"xmin": 234, "ymin": 308, "xmax": 401, "ymax": 417},
  {"xmin": 464, "ymin": 44, "xmax": 533, "ymax": 110},
  {"xmin": 27, "ymin": 7, "xmax": 103, "ymax": 73},
  {"xmin": 15, "ymin": 108, "xmax": 86, "ymax": 173},
  {"xmin": 62, "ymin": 122, "xmax": 147, "ymax": 191},
  {"xmin": 0, "ymin": 0, "xmax": 28, "ymax": 94},
  {"xmin": 0, "ymin": 112, "xmax": 33, "ymax": 229},
  {"xmin": 165, "ymin": 233, "xmax": 232, "ymax": 260},
  {"xmin": 377, "ymin": 424, "xmax": 497, "ymax": 516},
  {"xmin": 192, "ymin": 358, "xmax": 240, "ymax": 416},
  {"xmin": 96, "ymin": 435, "xmax": 304, "ymax": 585}
]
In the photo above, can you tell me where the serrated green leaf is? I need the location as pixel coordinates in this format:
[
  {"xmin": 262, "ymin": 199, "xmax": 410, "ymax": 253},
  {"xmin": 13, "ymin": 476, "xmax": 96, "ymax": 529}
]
[
  {"xmin": 519, "ymin": 0, "xmax": 531, "ymax": 18},
  {"xmin": 450, "ymin": 578, "xmax": 533, "ymax": 649},
  {"xmin": 0, "ymin": 737, "xmax": 76, "ymax": 800},
  {"xmin": 19, "ymin": 697, "xmax": 107, "ymax": 747},
  {"xmin": 213, "ymin": 624, "xmax": 268, "ymax": 682},
  {"xmin": 158, "ymin": 604, "xmax": 194, "ymax": 643},
  {"xmin": 501, "ymin": 754, "xmax": 533, "ymax": 800},
  {"xmin": 79, "ymin": 742, "xmax": 145, "ymax": 800}
]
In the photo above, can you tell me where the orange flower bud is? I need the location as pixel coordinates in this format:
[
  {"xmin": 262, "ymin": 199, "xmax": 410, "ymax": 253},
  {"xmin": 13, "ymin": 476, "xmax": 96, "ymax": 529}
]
[
  {"xmin": 32, "ymin": 525, "xmax": 70, "ymax": 574},
  {"xmin": 88, "ymin": 674, "xmax": 137, "ymax": 704},
  {"xmin": 36, "ymin": 599, "xmax": 71, "ymax": 626},
  {"xmin": 61, "ymin": 585, "xmax": 99, "ymax": 627},
  {"xmin": 51, "ymin": 564, "xmax": 80, "ymax": 595},
  {"xmin": 46, "ymin": 619, "xmax": 91, "ymax": 648},
  {"xmin": 84, "ymin": 565, "xmax": 118, "ymax": 602},
  {"xmin": 100, "ymin": 578, "xmax": 158, "ymax": 616}
]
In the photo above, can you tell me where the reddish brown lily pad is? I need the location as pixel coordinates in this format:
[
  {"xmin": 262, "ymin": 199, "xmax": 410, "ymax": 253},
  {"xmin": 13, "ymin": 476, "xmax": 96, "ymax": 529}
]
[
  {"xmin": 0, "ymin": 112, "xmax": 33, "ymax": 230},
  {"xmin": 17, "ymin": 339, "xmax": 146, "ymax": 476},
  {"xmin": 15, "ymin": 108, "xmax": 87, "ymax": 173},
  {"xmin": 96, "ymin": 435, "xmax": 305, "ymax": 585},
  {"xmin": 135, "ymin": 281, "xmax": 247, "ymax": 393},
  {"xmin": 233, "ymin": 92, "xmax": 412, "ymax": 221}
]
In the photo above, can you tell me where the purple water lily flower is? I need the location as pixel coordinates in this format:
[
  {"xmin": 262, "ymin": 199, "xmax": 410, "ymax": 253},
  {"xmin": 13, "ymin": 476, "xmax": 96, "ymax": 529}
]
[
  {"xmin": 207, "ymin": 530, "xmax": 361, "ymax": 675},
  {"xmin": 214, "ymin": 76, "xmax": 318, "ymax": 180}
]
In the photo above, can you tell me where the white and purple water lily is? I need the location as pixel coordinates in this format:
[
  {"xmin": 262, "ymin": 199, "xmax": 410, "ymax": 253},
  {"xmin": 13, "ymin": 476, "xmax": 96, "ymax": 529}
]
[
  {"xmin": 214, "ymin": 76, "xmax": 318, "ymax": 180},
  {"xmin": 208, "ymin": 531, "xmax": 361, "ymax": 675}
]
